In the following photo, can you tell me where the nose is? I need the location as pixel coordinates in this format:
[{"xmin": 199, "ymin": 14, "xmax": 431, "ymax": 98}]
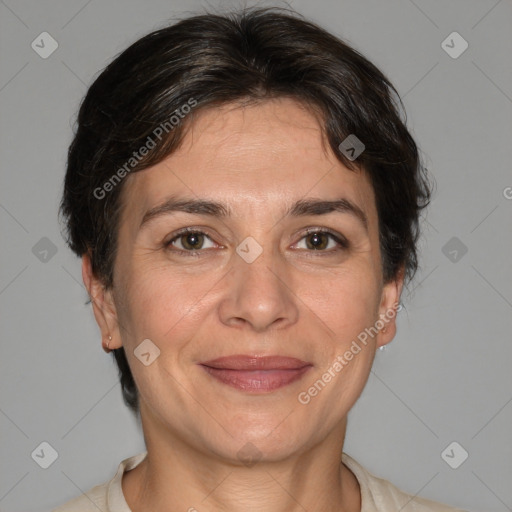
[{"xmin": 218, "ymin": 245, "xmax": 299, "ymax": 333}]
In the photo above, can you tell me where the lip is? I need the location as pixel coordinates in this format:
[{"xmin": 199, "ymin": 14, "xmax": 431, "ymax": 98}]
[
  {"xmin": 199, "ymin": 355, "xmax": 313, "ymax": 392},
  {"xmin": 200, "ymin": 355, "xmax": 311, "ymax": 370}
]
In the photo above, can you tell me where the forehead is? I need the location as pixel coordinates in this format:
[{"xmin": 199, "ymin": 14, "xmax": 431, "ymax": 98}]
[{"xmin": 121, "ymin": 98, "xmax": 377, "ymax": 227}]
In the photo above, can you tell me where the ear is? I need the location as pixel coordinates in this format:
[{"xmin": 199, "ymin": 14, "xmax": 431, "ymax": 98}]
[
  {"xmin": 376, "ymin": 266, "xmax": 405, "ymax": 348},
  {"xmin": 82, "ymin": 252, "xmax": 123, "ymax": 352}
]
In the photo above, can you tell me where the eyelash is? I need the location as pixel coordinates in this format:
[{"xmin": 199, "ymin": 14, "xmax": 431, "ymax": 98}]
[{"xmin": 164, "ymin": 227, "xmax": 349, "ymax": 257}]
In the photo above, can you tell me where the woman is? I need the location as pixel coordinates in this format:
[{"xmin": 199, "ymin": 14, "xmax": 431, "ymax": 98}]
[{"xmin": 55, "ymin": 7, "xmax": 467, "ymax": 511}]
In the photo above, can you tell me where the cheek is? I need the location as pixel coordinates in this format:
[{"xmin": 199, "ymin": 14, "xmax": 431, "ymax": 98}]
[
  {"xmin": 117, "ymin": 260, "xmax": 219, "ymax": 347},
  {"xmin": 300, "ymin": 265, "xmax": 380, "ymax": 345},
  {"xmin": 297, "ymin": 270, "xmax": 380, "ymax": 417},
  {"xmin": 115, "ymin": 265, "xmax": 209, "ymax": 402}
]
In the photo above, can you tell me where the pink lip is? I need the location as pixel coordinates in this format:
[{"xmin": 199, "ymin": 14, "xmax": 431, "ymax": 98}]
[{"xmin": 199, "ymin": 355, "xmax": 312, "ymax": 392}]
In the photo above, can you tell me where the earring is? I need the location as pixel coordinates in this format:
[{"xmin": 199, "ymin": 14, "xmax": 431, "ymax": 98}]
[
  {"xmin": 103, "ymin": 335, "xmax": 113, "ymax": 353},
  {"xmin": 381, "ymin": 326, "xmax": 387, "ymax": 333}
]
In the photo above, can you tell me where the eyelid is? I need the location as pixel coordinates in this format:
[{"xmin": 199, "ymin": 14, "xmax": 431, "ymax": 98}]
[{"xmin": 166, "ymin": 226, "xmax": 217, "ymax": 241}]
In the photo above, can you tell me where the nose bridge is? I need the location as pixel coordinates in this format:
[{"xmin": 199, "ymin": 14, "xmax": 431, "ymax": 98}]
[
  {"xmin": 235, "ymin": 241, "xmax": 279, "ymax": 289},
  {"xmin": 219, "ymin": 239, "xmax": 298, "ymax": 331}
]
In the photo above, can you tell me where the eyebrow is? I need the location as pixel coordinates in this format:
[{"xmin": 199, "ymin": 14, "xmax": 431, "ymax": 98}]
[{"xmin": 139, "ymin": 196, "xmax": 368, "ymax": 231}]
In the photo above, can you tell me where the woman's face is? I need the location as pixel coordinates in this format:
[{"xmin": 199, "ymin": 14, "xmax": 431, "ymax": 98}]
[{"xmin": 88, "ymin": 97, "xmax": 402, "ymax": 462}]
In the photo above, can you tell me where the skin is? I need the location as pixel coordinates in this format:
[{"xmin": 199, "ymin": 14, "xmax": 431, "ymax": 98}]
[{"xmin": 83, "ymin": 97, "xmax": 403, "ymax": 512}]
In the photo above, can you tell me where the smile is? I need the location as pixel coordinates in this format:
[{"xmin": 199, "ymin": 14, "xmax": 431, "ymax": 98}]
[{"xmin": 198, "ymin": 355, "xmax": 313, "ymax": 392}]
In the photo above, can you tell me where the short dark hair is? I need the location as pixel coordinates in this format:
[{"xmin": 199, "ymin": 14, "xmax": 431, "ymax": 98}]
[{"xmin": 59, "ymin": 7, "xmax": 431, "ymax": 415}]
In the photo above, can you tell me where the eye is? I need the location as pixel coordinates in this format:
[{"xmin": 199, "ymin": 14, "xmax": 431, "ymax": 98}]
[
  {"xmin": 166, "ymin": 229, "xmax": 217, "ymax": 252},
  {"xmin": 164, "ymin": 227, "xmax": 348, "ymax": 255},
  {"xmin": 294, "ymin": 229, "xmax": 348, "ymax": 252}
]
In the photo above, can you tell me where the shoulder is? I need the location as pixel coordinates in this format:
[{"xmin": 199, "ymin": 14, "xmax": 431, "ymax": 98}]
[
  {"xmin": 52, "ymin": 452, "xmax": 147, "ymax": 512},
  {"xmin": 52, "ymin": 482, "xmax": 109, "ymax": 512},
  {"xmin": 342, "ymin": 453, "xmax": 468, "ymax": 512}
]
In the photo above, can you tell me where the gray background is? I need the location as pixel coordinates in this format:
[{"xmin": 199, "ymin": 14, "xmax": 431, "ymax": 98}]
[{"xmin": 1, "ymin": 0, "xmax": 511, "ymax": 511}]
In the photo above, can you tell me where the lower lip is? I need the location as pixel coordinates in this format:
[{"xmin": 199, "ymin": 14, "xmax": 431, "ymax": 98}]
[{"xmin": 199, "ymin": 365, "xmax": 312, "ymax": 392}]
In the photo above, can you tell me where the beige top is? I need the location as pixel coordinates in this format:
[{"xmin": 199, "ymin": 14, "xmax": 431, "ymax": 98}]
[{"xmin": 53, "ymin": 452, "xmax": 467, "ymax": 511}]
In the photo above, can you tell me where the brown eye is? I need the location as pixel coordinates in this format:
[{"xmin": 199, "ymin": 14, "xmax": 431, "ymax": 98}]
[
  {"xmin": 305, "ymin": 232, "xmax": 330, "ymax": 250},
  {"xmin": 294, "ymin": 229, "xmax": 348, "ymax": 253},
  {"xmin": 167, "ymin": 231, "xmax": 215, "ymax": 252},
  {"xmin": 180, "ymin": 232, "xmax": 205, "ymax": 250}
]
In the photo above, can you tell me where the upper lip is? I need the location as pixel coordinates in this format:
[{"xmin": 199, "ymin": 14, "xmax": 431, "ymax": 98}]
[{"xmin": 199, "ymin": 355, "xmax": 312, "ymax": 371}]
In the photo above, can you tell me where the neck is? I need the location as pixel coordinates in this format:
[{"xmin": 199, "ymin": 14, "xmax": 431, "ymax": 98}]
[{"xmin": 123, "ymin": 407, "xmax": 361, "ymax": 512}]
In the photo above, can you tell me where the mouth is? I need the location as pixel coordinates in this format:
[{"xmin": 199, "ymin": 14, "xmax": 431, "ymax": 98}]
[{"xmin": 198, "ymin": 355, "xmax": 313, "ymax": 392}]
